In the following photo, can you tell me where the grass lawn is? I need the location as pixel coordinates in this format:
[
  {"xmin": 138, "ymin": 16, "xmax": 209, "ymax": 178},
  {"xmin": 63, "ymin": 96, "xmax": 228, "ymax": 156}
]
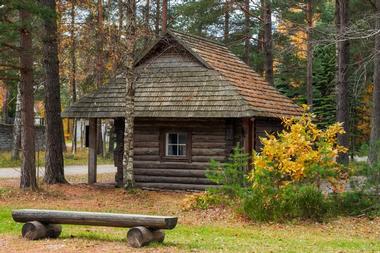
[
  {"xmin": 0, "ymin": 149, "xmax": 113, "ymax": 168},
  {"xmin": 0, "ymin": 175, "xmax": 379, "ymax": 253}
]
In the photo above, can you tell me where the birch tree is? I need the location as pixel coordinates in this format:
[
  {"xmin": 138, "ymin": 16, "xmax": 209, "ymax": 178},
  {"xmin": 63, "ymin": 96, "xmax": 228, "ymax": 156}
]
[{"xmin": 123, "ymin": 0, "xmax": 137, "ymax": 188}]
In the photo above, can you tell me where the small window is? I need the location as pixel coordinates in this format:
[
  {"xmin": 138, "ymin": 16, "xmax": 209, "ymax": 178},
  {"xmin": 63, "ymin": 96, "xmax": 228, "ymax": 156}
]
[{"xmin": 165, "ymin": 132, "xmax": 187, "ymax": 157}]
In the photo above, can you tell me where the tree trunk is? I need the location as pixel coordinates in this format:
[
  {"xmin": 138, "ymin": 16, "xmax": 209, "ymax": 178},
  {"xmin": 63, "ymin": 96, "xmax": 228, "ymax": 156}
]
[
  {"xmin": 144, "ymin": 0, "xmax": 150, "ymax": 30},
  {"xmin": 369, "ymin": 0, "xmax": 380, "ymax": 165},
  {"xmin": 96, "ymin": 0, "xmax": 104, "ymax": 155},
  {"xmin": 123, "ymin": 0, "xmax": 136, "ymax": 189},
  {"xmin": 108, "ymin": 121, "xmax": 115, "ymax": 155},
  {"xmin": 162, "ymin": 0, "xmax": 167, "ymax": 33},
  {"xmin": 117, "ymin": 0, "xmax": 124, "ymax": 31},
  {"xmin": 336, "ymin": 0, "xmax": 350, "ymax": 165},
  {"xmin": 70, "ymin": 0, "xmax": 77, "ymax": 154},
  {"xmin": 2, "ymin": 87, "xmax": 8, "ymax": 123},
  {"xmin": 306, "ymin": 0, "xmax": 313, "ymax": 107},
  {"xmin": 114, "ymin": 117, "xmax": 124, "ymax": 187},
  {"xmin": 155, "ymin": 0, "xmax": 160, "ymax": 36},
  {"xmin": 41, "ymin": 0, "xmax": 66, "ymax": 184},
  {"xmin": 224, "ymin": 0, "xmax": 230, "ymax": 43},
  {"xmin": 243, "ymin": 0, "xmax": 250, "ymax": 65},
  {"xmin": 262, "ymin": 0, "xmax": 273, "ymax": 85},
  {"xmin": 11, "ymin": 83, "xmax": 22, "ymax": 160},
  {"xmin": 19, "ymin": 9, "xmax": 37, "ymax": 190}
]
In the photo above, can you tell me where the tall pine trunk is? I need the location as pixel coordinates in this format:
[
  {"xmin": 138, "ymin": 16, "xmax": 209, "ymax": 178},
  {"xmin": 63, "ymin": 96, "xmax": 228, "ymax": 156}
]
[
  {"xmin": 369, "ymin": 0, "xmax": 380, "ymax": 165},
  {"xmin": 11, "ymin": 83, "xmax": 22, "ymax": 160},
  {"xmin": 96, "ymin": 0, "xmax": 104, "ymax": 155},
  {"xmin": 41, "ymin": 0, "xmax": 66, "ymax": 184},
  {"xmin": 224, "ymin": 0, "xmax": 230, "ymax": 43},
  {"xmin": 19, "ymin": 9, "xmax": 37, "ymax": 190},
  {"xmin": 123, "ymin": 0, "xmax": 136, "ymax": 188},
  {"xmin": 306, "ymin": 0, "xmax": 313, "ymax": 107},
  {"xmin": 262, "ymin": 0, "xmax": 273, "ymax": 85},
  {"xmin": 243, "ymin": 0, "xmax": 250, "ymax": 65},
  {"xmin": 70, "ymin": 1, "xmax": 77, "ymax": 154},
  {"xmin": 2, "ymin": 88, "xmax": 8, "ymax": 123},
  {"xmin": 162, "ymin": 0, "xmax": 167, "ymax": 33},
  {"xmin": 144, "ymin": 0, "xmax": 150, "ymax": 30},
  {"xmin": 336, "ymin": 0, "xmax": 350, "ymax": 164},
  {"xmin": 155, "ymin": 0, "xmax": 160, "ymax": 36}
]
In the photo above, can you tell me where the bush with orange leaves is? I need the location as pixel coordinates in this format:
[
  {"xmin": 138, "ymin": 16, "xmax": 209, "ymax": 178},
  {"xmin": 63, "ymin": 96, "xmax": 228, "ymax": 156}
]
[{"xmin": 251, "ymin": 107, "xmax": 348, "ymax": 192}]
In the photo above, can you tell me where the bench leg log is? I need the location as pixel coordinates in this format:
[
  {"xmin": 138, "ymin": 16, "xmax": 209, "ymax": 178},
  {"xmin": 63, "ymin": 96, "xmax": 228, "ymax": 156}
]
[
  {"xmin": 22, "ymin": 222, "xmax": 62, "ymax": 240},
  {"xmin": 127, "ymin": 226, "xmax": 165, "ymax": 248},
  {"xmin": 22, "ymin": 221, "xmax": 47, "ymax": 240},
  {"xmin": 45, "ymin": 224, "xmax": 62, "ymax": 238}
]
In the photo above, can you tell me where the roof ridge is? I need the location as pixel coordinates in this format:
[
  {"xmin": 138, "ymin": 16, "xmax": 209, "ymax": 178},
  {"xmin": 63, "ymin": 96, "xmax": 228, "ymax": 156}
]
[{"xmin": 168, "ymin": 29, "xmax": 227, "ymax": 48}]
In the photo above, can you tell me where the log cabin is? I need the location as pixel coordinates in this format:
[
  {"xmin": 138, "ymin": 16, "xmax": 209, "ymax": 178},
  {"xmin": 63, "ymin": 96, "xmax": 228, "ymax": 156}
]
[{"xmin": 62, "ymin": 30, "xmax": 302, "ymax": 191}]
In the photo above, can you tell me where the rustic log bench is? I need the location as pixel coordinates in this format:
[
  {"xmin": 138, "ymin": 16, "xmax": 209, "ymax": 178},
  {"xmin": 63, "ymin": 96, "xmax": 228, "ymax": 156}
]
[{"xmin": 12, "ymin": 209, "xmax": 178, "ymax": 248}]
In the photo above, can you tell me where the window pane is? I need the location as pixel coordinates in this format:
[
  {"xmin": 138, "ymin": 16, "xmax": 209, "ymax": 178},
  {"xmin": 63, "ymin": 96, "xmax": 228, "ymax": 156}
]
[
  {"xmin": 178, "ymin": 145, "xmax": 186, "ymax": 156},
  {"xmin": 167, "ymin": 144, "xmax": 178, "ymax": 156},
  {"xmin": 178, "ymin": 133, "xmax": 187, "ymax": 144},
  {"xmin": 167, "ymin": 133, "xmax": 178, "ymax": 145}
]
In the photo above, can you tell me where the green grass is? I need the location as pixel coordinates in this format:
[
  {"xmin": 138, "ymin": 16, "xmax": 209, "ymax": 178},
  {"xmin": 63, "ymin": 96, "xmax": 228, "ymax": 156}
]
[
  {"xmin": 0, "ymin": 150, "xmax": 113, "ymax": 168},
  {"xmin": 0, "ymin": 207, "xmax": 379, "ymax": 252}
]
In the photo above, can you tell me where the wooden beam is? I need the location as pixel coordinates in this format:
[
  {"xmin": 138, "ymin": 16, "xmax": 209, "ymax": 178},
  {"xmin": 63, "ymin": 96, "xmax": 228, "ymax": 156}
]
[
  {"xmin": 242, "ymin": 118, "xmax": 253, "ymax": 154},
  {"xmin": 12, "ymin": 209, "xmax": 178, "ymax": 230},
  {"xmin": 88, "ymin": 118, "xmax": 97, "ymax": 184}
]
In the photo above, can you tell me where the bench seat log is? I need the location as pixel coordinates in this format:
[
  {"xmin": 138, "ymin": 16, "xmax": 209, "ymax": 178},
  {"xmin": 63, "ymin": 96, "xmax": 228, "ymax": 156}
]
[{"xmin": 12, "ymin": 209, "xmax": 178, "ymax": 230}]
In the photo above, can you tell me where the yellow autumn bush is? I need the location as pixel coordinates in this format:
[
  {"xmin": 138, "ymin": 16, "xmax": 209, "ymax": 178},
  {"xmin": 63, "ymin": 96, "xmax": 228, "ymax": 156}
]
[{"xmin": 251, "ymin": 106, "xmax": 348, "ymax": 191}]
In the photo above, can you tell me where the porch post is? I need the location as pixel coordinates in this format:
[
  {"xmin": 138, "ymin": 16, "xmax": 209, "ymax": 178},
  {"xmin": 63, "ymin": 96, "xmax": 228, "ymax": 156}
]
[
  {"xmin": 88, "ymin": 118, "xmax": 97, "ymax": 184},
  {"xmin": 242, "ymin": 118, "xmax": 253, "ymax": 154}
]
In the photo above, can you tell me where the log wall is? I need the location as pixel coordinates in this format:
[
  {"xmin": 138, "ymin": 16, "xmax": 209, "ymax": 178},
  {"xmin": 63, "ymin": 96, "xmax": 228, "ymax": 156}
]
[
  {"xmin": 132, "ymin": 117, "xmax": 282, "ymax": 190},
  {"xmin": 254, "ymin": 118, "xmax": 283, "ymax": 151},
  {"xmin": 133, "ymin": 118, "xmax": 228, "ymax": 190}
]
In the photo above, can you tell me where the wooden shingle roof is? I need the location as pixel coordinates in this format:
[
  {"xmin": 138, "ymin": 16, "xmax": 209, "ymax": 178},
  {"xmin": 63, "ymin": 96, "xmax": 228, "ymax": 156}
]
[{"xmin": 62, "ymin": 31, "xmax": 301, "ymax": 119}]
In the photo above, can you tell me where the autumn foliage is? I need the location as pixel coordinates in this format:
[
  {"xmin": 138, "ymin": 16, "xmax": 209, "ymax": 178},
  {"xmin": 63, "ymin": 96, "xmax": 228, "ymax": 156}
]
[{"xmin": 251, "ymin": 107, "xmax": 348, "ymax": 191}]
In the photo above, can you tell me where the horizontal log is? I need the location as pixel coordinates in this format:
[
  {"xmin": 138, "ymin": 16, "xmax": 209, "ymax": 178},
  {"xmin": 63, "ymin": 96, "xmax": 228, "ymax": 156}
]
[
  {"xmin": 192, "ymin": 142, "xmax": 226, "ymax": 149},
  {"xmin": 134, "ymin": 169, "xmax": 206, "ymax": 177},
  {"xmin": 12, "ymin": 209, "xmax": 178, "ymax": 230},
  {"xmin": 192, "ymin": 136, "xmax": 225, "ymax": 143},
  {"xmin": 134, "ymin": 141, "xmax": 159, "ymax": 148},
  {"xmin": 135, "ymin": 175, "xmax": 214, "ymax": 185},
  {"xmin": 136, "ymin": 182, "xmax": 219, "ymax": 191},
  {"xmin": 134, "ymin": 155, "xmax": 161, "ymax": 161},
  {"xmin": 134, "ymin": 135, "xmax": 159, "ymax": 142},
  {"xmin": 192, "ymin": 148, "xmax": 226, "ymax": 156},
  {"xmin": 134, "ymin": 147, "xmax": 159, "ymax": 156},
  {"xmin": 134, "ymin": 161, "xmax": 207, "ymax": 170},
  {"xmin": 192, "ymin": 156, "xmax": 225, "ymax": 162}
]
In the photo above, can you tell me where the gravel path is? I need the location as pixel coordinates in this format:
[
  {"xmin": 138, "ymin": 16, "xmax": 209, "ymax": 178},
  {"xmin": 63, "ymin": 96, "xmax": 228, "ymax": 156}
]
[{"xmin": 0, "ymin": 164, "xmax": 116, "ymax": 178}]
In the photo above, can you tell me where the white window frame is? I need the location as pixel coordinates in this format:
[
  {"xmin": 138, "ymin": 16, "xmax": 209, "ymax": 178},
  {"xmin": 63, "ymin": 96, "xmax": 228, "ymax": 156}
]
[{"xmin": 165, "ymin": 132, "xmax": 187, "ymax": 157}]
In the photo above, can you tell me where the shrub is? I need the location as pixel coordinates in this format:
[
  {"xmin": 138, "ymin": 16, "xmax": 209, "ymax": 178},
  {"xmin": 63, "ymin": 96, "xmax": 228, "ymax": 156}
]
[
  {"xmin": 207, "ymin": 146, "xmax": 249, "ymax": 197},
  {"xmin": 251, "ymin": 107, "xmax": 347, "ymax": 191},
  {"xmin": 333, "ymin": 191, "xmax": 380, "ymax": 216},
  {"xmin": 242, "ymin": 184, "xmax": 329, "ymax": 222}
]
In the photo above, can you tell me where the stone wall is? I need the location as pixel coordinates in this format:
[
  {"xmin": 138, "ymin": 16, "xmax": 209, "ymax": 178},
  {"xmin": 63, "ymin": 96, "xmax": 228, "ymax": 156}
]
[{"xmin": 0, "ymin": 124, "xmax": 45, "ymax": 151}]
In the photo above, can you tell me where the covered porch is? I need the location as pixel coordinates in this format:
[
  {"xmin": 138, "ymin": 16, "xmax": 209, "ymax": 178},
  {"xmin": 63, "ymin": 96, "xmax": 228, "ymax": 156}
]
[{"xmin": 61, "ymin": 79, "xmax": 126, "ymax": 185}]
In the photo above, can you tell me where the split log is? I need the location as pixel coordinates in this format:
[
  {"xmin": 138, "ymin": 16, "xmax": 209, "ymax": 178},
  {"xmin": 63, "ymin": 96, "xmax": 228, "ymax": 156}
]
[
  {"xmin": 22, "ymin": 221, "xmax": 47, "ymax": 240},
  {"xmin": 12, "ymin": 209, "xmax": 177, "ymax": 230},
  {"xmin": 127, "ymin": 226, "xmax": 165, "ymax": 248}
]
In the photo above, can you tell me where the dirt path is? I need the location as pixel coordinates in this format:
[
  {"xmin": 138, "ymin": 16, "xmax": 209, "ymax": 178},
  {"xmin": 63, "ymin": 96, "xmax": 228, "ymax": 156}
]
[{"xmin": 0, "ymin": 165, "xmax": 116, "ymax": 178}]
